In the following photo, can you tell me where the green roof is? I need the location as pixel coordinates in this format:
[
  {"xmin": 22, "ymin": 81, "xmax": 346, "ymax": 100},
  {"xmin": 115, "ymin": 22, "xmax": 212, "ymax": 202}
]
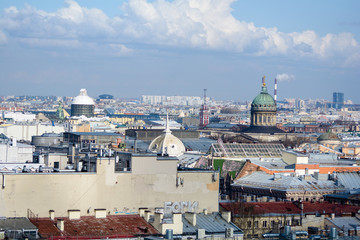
[{"xmin": 251, "ymin": 85, "xmax": 276, "ymax": 110}]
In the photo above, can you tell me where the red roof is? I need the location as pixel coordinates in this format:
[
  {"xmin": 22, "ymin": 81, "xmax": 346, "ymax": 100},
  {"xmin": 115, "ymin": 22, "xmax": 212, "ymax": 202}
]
[
  {"xmin": 220, "ymin": 202, "xmax": 360, "ymax": 216},
  {"xmin": 30, "ymin": 214, "xmax": 159, "ymax": 239}
]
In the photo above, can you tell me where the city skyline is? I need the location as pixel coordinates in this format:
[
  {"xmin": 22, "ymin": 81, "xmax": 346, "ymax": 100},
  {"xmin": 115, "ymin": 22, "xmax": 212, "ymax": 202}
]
[{"xmin": 0, "ymin": 0, "xmax": 359, "ymax": 102}]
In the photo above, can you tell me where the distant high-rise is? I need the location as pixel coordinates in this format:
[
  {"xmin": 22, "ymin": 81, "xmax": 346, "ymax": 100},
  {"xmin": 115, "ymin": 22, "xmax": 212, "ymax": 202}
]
[
  {"xmin": 199, "ymin": 89, "xmax": 209, "ymax": 128},
  {"xmin": 332, "ymin": 92, "xmax": 344, "ymax": 110},
  {"xmin": 71, "ymin": 89, "xmax": 95, "ymax": 118}
]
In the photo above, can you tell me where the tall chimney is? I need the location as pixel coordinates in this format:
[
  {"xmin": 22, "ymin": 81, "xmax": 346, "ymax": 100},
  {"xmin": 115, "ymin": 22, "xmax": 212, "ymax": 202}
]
[{"xmin": 274, "ymin": 78, "xmax": 277, "ymax": 104}]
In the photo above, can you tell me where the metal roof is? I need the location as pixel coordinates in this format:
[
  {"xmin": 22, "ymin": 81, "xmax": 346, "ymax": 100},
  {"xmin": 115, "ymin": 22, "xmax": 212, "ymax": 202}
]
[
  {"xmin": 182, "ymin": 212, "xmax": 242, "ymax": 235},
  {"xmin": 0, "ymin": 217, "xmax": 37, "ymax": 230},
  {"xmin": 337, "ymin": 172, "xmax": 360, "ymax": 190}
]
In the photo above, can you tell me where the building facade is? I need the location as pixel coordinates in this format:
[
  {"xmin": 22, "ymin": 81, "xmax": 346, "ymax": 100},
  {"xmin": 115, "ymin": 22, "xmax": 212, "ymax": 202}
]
[{"xmin": 0, "ymin": 153, "xmax": 219, "ymax": 218}]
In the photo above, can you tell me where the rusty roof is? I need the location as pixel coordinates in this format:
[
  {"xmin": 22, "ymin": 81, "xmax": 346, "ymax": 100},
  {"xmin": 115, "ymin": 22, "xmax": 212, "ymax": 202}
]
[{"xmin": 30, "ymin": 214, "xmax": 159, "ymax": 239}]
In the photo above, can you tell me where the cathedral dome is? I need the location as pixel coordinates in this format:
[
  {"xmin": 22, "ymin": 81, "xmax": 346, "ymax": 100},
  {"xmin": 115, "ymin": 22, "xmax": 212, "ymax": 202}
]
[
  {"xmin": 148, "ymin": 115, "xmax": 185, "ymax": 157},
  {"xmin": 251, "ymin": 85, "xmax": 276, "ymax": 112}
]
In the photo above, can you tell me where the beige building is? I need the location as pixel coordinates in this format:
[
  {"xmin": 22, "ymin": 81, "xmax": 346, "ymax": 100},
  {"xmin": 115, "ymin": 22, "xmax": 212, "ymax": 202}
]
[
  {"xmin": 0, "ymin": 152, "xmax": 219, "ymax": 218},
  {"xmin": 0, "ymin": 123, "xmax": 64, "ymax": 142}
]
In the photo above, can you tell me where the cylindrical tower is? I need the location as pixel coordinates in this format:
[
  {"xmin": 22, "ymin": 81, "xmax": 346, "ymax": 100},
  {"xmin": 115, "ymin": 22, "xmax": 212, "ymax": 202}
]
[{"xmin": 71, "ymin": 89, "xmax": 95, "ymax": 118}]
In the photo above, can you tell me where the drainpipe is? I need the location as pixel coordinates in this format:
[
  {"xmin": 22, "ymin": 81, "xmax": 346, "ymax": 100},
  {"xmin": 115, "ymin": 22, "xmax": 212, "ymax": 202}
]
[{"xmin": 1, "ymin": 172, "xmax": 5, "ymax": 189}]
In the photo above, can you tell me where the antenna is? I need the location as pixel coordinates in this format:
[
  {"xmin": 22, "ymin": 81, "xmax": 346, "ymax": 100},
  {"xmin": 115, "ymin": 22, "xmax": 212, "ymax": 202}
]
[{"xmin": 203, "ymin": 89, "xmax": 207, "ymax": 105}]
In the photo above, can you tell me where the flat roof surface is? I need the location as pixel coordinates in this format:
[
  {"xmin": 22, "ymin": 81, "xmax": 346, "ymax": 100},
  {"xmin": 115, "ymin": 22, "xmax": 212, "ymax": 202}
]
[{"xmin": 66, "ymin": 132, "xmax": 122, "ymax": 136}]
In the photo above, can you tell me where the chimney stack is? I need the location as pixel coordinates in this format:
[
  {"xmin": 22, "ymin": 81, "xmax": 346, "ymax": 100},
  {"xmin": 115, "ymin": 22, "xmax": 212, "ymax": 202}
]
[
  {"xmin": 49, "ymin": 210, "xmax": 55, "ymax": 220},
  {"xmin": 57, "ymin": 219, "xmax": 64, "ymax": 232},
  {"xmin": 274, "ymin": 78, "xmax": 277, "ymax": 104}
]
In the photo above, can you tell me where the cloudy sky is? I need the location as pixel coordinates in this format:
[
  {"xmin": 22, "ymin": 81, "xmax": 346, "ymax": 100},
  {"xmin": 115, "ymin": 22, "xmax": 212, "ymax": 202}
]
[{"xmin": 0, "ymin": 0, "xmax": 359, "ymax": 102}]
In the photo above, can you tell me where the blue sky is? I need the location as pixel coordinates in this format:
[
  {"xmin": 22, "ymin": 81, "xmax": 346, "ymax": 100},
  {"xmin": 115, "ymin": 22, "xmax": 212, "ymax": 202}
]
[{"xmin": 0, "ymin": 0, "xmax": 359, "ymax": 103}]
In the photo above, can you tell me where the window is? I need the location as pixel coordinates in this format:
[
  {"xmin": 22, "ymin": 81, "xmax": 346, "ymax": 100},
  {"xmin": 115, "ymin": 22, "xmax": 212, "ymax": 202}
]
[
  {"xmin": 254, "ymin": 221, "xmax": 259, "ymax": 228},
  {"xmin": 247, "ymin": 221, "xmax": 252, "ymax": 228},
  {"xmin": 263, "ymin": 221, "xmax": 267, "ymax": 228},
  {"xmin": 271, "ymin": 220, "xmax": 275, "ymax": 228}
]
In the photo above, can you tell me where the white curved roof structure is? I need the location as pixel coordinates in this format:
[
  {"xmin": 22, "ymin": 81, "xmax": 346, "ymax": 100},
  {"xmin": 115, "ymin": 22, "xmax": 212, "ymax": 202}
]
[
  {"xmin": 148, "ymin": 114, "xmax": 185, "ymax": 157},
  {"xmin": 72, "ymin": 89, "xmax": 95, "ymax": 105}
]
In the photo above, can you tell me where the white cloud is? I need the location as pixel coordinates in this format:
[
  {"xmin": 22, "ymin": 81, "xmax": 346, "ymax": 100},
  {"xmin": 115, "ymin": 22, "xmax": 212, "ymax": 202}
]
[
  {"xmin": 276, "ymin": 73, "xmax": 295, "ymax": 82},
  {"xmin": 0, "ymin": 0, "xmax": 359, "ymax": 65}
]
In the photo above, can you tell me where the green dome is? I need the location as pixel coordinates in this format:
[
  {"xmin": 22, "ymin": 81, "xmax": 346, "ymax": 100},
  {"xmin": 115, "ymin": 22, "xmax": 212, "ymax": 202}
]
[{"xmin": 251, "ymin": 85, "xmax": 276, "ymax": 111}]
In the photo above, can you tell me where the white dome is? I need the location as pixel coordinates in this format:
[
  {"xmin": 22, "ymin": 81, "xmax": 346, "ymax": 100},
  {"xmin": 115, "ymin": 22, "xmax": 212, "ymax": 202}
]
[
  {"xmin": 72, "ymin": 89, "xmax": 95, "ymax": 105},
  {"xmin": 148, "ymin": 114, "xmax": 185, "ymax": 157}
]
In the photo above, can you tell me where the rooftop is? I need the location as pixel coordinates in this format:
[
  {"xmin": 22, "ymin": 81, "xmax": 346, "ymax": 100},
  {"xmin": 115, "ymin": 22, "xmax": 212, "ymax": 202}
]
[
  {"xmin": 30, "ymin": 215, "xmax": 159, "ymax": 239},
  {"xmin": 220, "ymin": 202, "xmax": 360, "ymax": 216}
]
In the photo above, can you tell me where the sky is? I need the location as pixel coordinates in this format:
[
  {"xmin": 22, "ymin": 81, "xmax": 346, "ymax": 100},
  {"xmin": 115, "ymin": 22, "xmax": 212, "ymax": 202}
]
[{"xmin": 0, "ymin": 0, "xmax": 359, "ymax": 103}]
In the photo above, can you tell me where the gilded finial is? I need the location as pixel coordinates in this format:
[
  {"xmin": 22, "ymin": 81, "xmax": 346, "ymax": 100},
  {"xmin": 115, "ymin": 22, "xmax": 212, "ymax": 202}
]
[{"xmin": 262, "ymin": 75, "xmax": 266, "ymax": 87}]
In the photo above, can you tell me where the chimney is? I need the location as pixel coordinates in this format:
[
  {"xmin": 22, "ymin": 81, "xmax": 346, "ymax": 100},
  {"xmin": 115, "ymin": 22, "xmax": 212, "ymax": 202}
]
[
  {"xmin": 221, "ymin": 211, "xmax": 231, "ymax": 223},
  {"xmin": 144, "ymin": 211, "xmax": 151, "ymax": 222},
  {"xmin": 173, "ymin": 213, "xmax": 182, "ymax": 224},
  {"xmin": 95, "ymin": 209, "xmax": 107, "ymax": 219},
  {"xmin": 139, "ymin": 208, "xmax": 148, "ymax": 217},
  {"xmin": 57, "ymin": 219, "xmax": 64, "ymax": 232},
  {"xmin": 185, "ymin": 212, "xmax": 196, "ymax": 226},
  {"xmin": 154, "ymin": 212, "xmax": 164, "ymax": 224},
  {"xmin": 49, "ymin": 210, "xmax": 55, "ymax": 220},
  {"xmin": 196, "ymin": 229, "xmax": 206, "ymax": 239},
  {"xmin": 68, "ymin": 209, "xmax": 80, "ymax": 220},
  {"xmin": 203, "ymin": 209, "xmax": 208, "ymax": 215}
]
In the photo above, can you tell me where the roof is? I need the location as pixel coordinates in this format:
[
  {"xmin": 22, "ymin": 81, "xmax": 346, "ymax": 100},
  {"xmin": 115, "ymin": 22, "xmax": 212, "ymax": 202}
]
[
  {"xmin": 210, "ymin": 143, "xmax": 285, "ymax": 158},
  {"xmin": 182, "ymin": 213, "xmax": 242, "ymax": 235},
  {"xmin": 66, "ymin": 132, "xmax": 122, "ymax": 137},
  {"xmin": 220, "ymin": 202, "xmax": 360, "ymax": 216},
  {"xmin": 232, "ymin": 171, "xmax": 341, "ymax": 192},
  {"xmin": 336, "ymin": 172, "xmax": 360, "ymax": 190},
  {"xmin": 326, "ymin": 217, "xmax": 360, "ymax": 232},
  {"xmin": 251, "ymin": 85, "xmax": 276, "ymax": 111},
  {"xmin": 71, "ymin": 89, "xmax": 95, "ymax": 105},
  {"xmin": 0, "ymin": 217, "xmax": 37, "ymax": 230},
  {"xmin": 30, "ymin": 215, "xmax": 159, "ymax": 239},
  {"xmin": 148, "ymin": 115, "xmax": 185, "ymax": 157},
  {"xmin": 318, "ymin": 132, "xmax": 340, "ymax": 141},
  {"xmin": 241, "ymin": 126, "xmax": 285, "ymax": 133}
]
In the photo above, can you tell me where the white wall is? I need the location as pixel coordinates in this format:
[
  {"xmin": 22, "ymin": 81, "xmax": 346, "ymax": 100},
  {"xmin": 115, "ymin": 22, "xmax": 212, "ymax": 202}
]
[
  {"xmin": 0, "ymin": 124, "xmax": 65, "ymax": 141},
  {"xmin": 0, "ymin": 143, "xmax": 34, "ymax": 163}
]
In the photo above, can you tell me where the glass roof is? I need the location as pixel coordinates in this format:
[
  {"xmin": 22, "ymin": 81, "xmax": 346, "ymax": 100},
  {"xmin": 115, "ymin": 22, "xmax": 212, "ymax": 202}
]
[{"xmin": 210, "ymin": 142, "xmax": 285, "ymax": 158}]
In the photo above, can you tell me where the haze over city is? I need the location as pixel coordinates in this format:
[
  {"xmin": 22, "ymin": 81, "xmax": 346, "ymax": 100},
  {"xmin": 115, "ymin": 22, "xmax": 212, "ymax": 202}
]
[{"xmin": 0, "ymin": 0, "xmax": 359, "ymax": 102}]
